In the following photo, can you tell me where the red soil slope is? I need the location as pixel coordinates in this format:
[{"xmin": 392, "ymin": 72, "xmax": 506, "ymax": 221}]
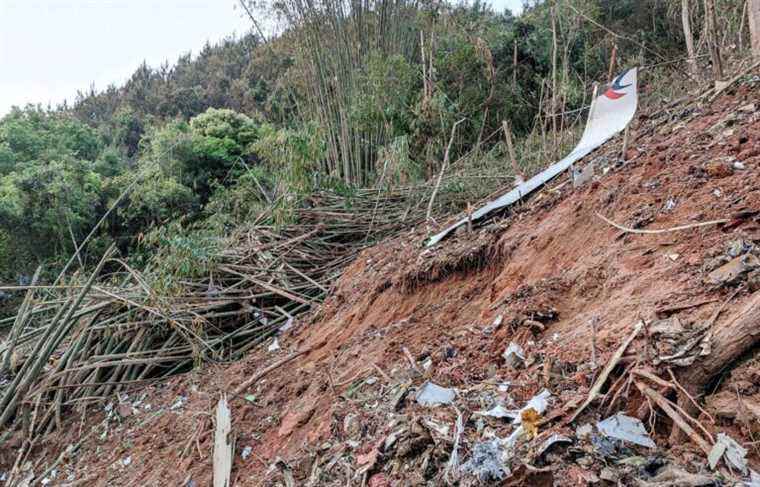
[{"xmin": 3, "ymin": 84, "xmax": 760, "ymax": 486}]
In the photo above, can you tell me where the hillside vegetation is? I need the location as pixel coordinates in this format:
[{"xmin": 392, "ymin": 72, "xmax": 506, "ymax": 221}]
[{"xmin": 2, "ymin": 0, "xmax": 751, "ymax": 288}]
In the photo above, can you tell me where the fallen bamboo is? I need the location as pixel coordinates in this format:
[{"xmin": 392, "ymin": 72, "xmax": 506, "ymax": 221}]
[{"xmin": 569, "ymin": 321, "xmax": 643, "ymax": 423}]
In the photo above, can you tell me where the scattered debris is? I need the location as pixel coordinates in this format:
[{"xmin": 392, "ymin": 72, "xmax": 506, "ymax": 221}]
[
  {"xmin": 460, "ymin": 439, "xmax": 510, "ymax": 481},
  {"xmin": 415, "ymin": 381, "xmax": 456, "ymax": 406},
  {"xmin": 707, "ymin": 254, "xmax": 760, "ymax": 286},
  {"xmin": 475, "ymin": 404, "xmax": 518, "ymax": 420},
  {"xmin": 570, "ymin": 321, "xmax": 642, "ymax": 422},
  {"xmin": 536, "ymin": 434, "xmax": 572, "ymax": 458},
  {"xmin": 596, "ymin": 413, "xmax": 656, "ymax": 448},
  {"xmin": 170, "ymin": 395, "xmax": 188, "ymax": 411},
  {"xmin": 241, "ymin": 446, "xmax": 252, "ymax": 460},
  {"xmin": 267, "ymin": 337, "xmax": 281, "ymax": 352},
  {"xmin": 572, "ymin": 162, "xmax": 595, "ymax": 188},
  {"xmin": 483, "ymin": 315, "xmax": 503, "ymax": 334},
  {"xmin": 502, "ymin": 342, "xmax": 525, "ymax": 369},
  {"xmin": 708, "ymin": 432, "xmax": 748, "ymax": 474}
]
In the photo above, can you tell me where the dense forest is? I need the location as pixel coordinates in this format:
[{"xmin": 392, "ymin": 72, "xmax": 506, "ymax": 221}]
[{"xmin": 0, "ymin": 0, "xmax": 753, "ymax": 291}]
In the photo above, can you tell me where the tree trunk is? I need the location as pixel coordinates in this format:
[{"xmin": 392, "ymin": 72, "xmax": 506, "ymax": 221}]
[
  {"xmin": 670, "ymin": 291, "xmax": 760, "ymax": 443},
  {"xmin": 704, "ymin": 0, "xmax": 724, "ymax": 80},
  {"xmin": 682, "ymin": 0, "xmax": 698, "ymax": 78},
  {"xmin": 750, "ymin": 0, "xmax": 760, "ymax": 60}
]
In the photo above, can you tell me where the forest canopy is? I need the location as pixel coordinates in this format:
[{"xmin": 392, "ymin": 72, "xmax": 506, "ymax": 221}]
[{"xmin": 0, "ymin": 0, "xmax": 752, "ymax": 284}]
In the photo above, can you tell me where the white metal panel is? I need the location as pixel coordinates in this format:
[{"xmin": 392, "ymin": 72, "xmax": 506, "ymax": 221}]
[{"xmin": 427, "ymin": 68, "xmax": 638, "ymax": 247}]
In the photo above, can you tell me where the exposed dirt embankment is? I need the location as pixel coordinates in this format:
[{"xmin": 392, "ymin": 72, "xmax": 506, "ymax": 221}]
[{"xmin": 4, "ymin": 85, "xmax": 760, "ymax": 486}]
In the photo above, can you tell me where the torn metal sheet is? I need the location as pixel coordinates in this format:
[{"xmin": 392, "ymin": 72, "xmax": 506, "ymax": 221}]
[
  {"xmin": 460, "ymin": 439, "xmax": 511, "ymax": 481},
  {"xmin": 597, "ymin": 413, "xmax": 656, "ymax": 448},
  {"xmin": 537, "ymin": 434, "xmax": 572, "ymax": 458},
  {"xmin": 415, "ymin": 381, "xmax": 456, "ymax": 406},
  {"xmin": 710, "ymin": 432, "xmax": 748, "ymax": 474},
  {"xmin": 427, "ymin": 68, "xmax": 638, "ymax": 247}
]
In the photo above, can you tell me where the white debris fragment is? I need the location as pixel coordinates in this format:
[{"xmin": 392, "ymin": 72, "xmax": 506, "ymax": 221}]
[
  {"xmin": 734, "ymin": 161, "xmax": 746, "ymax": 170},
  {"xmin": 710, "ymin": 432, "xmax": 748, "ymax": 474},
  {"xmin": 279, "ymin": 317, "xmax": 294, "ymax": 333},
  {"xmin": 502, "ymin": 342, "xmax": 525, "ymax": 369},
  {"xmin": 518, "ymin": 389, "xmax": 551, "ymax": 422},
  {"xmin": 122, "ymin": 456, "xmax": 132, "ymax": 467},
  {"xmin": 422, "ymin": 357, "xmax": 433, "ymax": 371},
  {"xmin": 745, "ymin": 470, "xmax": 760, "ymax": 487},
  {"xmin": 0, "ymin": 472, "xmax": 6, "ymax": 482},
  {"xmin": 484, "ymin": 315, "xmax": 503, "ymax": 334},
  {"xmin": 504, "ymin": 390, "xmax": 552, "ymax": 448},
  {"xmin": 475, "ymin": 404, "xmax": 518, "ymax": 420},
  {"xmin": 415, "ymin": 381, "xmax": 456, "ymax": 406},
  {"xmin": 597, "ymin": 413, "xmax": 655, "ymax": 448},
  {"xmin": 576, "ymin": 423, "xmax": 593, "ymax": 438},
  {"xmin": 267, "ymin": 337, "xmax": 280, "ymax": 352},
  {"xmin": 241, "ymin": 446, "xmax": 253, "ymax": 460},
  {"xmin": 170, "ymin": 395, "xmax": 187, "ymax": 411}
]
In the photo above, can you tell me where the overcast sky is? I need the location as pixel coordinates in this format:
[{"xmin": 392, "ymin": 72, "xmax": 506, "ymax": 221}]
[{"xmin": 0, "ymin": 0, "xmax": 525, "ymax": 116}]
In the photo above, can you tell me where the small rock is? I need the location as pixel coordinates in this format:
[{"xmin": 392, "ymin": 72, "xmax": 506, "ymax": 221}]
[
  {"xmin": 117, "ymin": 404, "xmax": 133, "ymax": 417},
  {"xmin": 706, "ymin": 160, "xmax": 733, "ymax": 178},
  {"xmin": 600, "ymin": 467, "xmax": 618, "ymax": 482}
]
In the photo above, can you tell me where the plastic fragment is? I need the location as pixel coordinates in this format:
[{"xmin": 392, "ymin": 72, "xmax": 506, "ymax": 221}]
[
  {"xmin": 415, "ymin": 381, "xmax": 455, "ymax": 406},
  {"xmin": 596, "ymin": 413, "xmax": 656, "ymax": 448},
  {"xmin": 267, "ymin": 337, "xmax": 280, "ymax": 352}
]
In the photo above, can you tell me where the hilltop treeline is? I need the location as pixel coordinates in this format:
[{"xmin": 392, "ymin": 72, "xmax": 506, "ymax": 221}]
[{"xmin": 0, "ymin": 0, "xmax": 750, "ymax": 283}]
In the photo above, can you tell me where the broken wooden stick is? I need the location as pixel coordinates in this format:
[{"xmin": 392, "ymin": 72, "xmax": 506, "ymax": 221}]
[
  {"xmin": 213, "ymin": 395, "xmax": 233, "ymax": 487},
  {"xmin": 635, "ymin": 381, "xmax": 712, "ymax": 455},
  {"xmin": 596, "ymin": 212, "xmax": 728, "ymax": 235},
  {"xmin": 231, "ymin": 348, "xmax": 311, "ymax": 398},
  {"xmin": 568, "ymin": 320, "xmax": 643, "ymax": 423}
]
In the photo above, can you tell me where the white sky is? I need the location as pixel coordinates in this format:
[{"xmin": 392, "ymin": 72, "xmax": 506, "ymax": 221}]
[{"xmin": 0, "ymin": 0, "xmax": 524, "ymax": 116}]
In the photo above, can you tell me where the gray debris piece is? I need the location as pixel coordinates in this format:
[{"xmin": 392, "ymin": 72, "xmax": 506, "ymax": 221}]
[
  {"xmin": 460, "ymin": 439, "xmax": 510, "ymax": 481},
  {"xmin": 572, "ymin": 162, "xmax": 595, "ymax": 188},
  {"xmin": 537, "ymin": 434, "xmax": 572, "ymax": 457},
  {"xmin": 710, "ymin": 432, "xmax": 748, "ymax": 474},
  {"xmin": 746, "ymin": 470, "xmax": 760, "ymax": 487},
  {"xmin": 415, "ymin": 381, "xmax": 456, "ymax": 406},
  {"xmin": 596, "ymin": 413, "xmax": 656, "ymax": 448}
]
